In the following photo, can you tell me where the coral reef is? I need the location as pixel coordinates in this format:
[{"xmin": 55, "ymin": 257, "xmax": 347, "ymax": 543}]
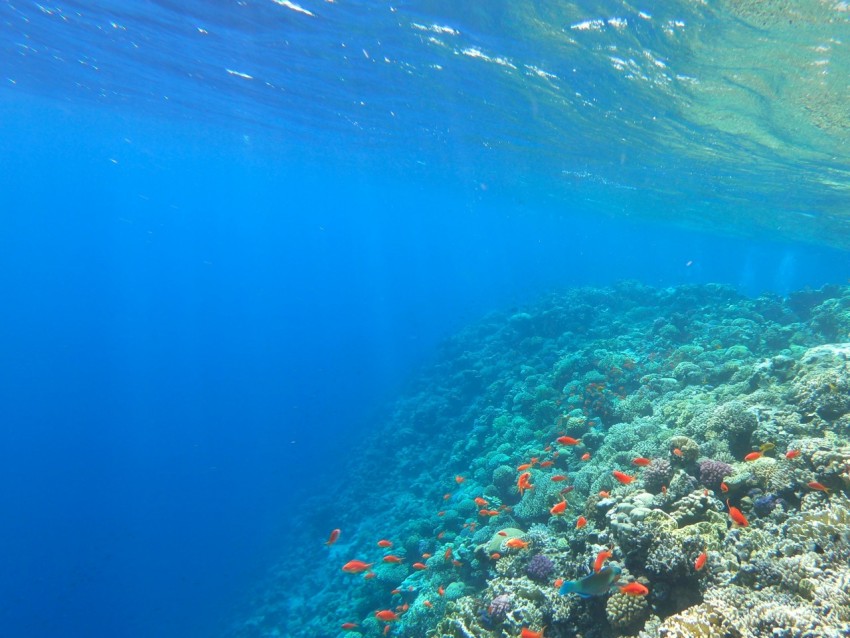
[{"xmin": 223, "ymin": 283, "xmax": 850, "ymax": 638}]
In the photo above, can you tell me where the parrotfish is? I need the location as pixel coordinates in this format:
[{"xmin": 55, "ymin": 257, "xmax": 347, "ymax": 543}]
[{"xmin": 559, "ymin": 565, "xmax": 621, "ymax": 597}]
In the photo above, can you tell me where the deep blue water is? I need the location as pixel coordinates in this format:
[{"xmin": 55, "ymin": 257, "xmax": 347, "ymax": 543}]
[{"xmin": 1, "ymin": 1, "xmax": 849, "ymax": 637}]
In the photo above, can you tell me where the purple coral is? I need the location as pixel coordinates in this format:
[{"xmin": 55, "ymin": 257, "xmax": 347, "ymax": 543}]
[
  {"xmin": 526, "ymin": 553, "xmax": 554, "ymax": 582},
  {"xmin": 487, "ymin": 594, "xmax": 512, "ymax": 622},
  {"xmin": 642, "ymin": 458, "xmax": 674, "ymax": 494},
  {"xmin": 699, "ymin": 459, "xmax": 733, "ymax": 490}
]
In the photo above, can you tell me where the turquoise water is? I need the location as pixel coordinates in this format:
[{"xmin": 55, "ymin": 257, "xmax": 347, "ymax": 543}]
[{"xmin": 0, "ymin": 1, "xmax": 848, "ymax": 637}]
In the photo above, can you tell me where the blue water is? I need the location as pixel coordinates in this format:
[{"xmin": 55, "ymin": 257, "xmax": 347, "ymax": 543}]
[{"xmin": 1, "ymin": 1, "xmax": 848, "ymax": 637}]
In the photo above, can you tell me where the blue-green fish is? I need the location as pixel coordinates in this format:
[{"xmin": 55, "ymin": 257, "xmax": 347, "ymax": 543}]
[{"xmin": 559, "ymin": 565, "xmax": 621, "ymax": 598}]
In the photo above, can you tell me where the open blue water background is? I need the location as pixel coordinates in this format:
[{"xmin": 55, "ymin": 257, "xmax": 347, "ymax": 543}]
[{"xmin": 1, "ymin": 1, "xmax": 848, "ymax": 636}]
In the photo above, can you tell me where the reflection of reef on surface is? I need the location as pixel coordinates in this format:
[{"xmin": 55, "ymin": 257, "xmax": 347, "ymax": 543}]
[{"xmin": 227, "ymin": 282, "xmax": 850, "ymax": 638}]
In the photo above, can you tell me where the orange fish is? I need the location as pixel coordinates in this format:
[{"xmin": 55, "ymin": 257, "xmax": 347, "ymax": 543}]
[
  {"xmin": 437, "ymin": 531, "xmax": 445, "ymax": 539},
  {"xmin": 364, "ymin": 571, "xmax": 376, "ymax": 579},
  {"xmin": 326, "ymin": 528, "xmax": 341, "ymax": 546},
  {"xmin": 383, "ymin": 555, "xmax": 404, "ymax": 564},
  {"xmin": 672, "ymin": 448, "xmax": 683, "ymax": 458},
  {"xmin": 490, "ymin": 552, "xmax": 501, "ymax": 560},
  {"xmin": 517, "ymin": 463, "xmax": 532, "ymax": 471},
  {"xmin": 444, "ymin": 547, "xmax": 452, "ymax": 560},
  {"xmin": 520, "ymin": 627, "xmax": 545, "ymax": 638},
  {"xmin": 581, "ymin": 453, "xmax": 591, "ymax": 461},
  {"xmin": 550, "ymin": 475, "xmax": 568, "ymax": 482},
  {"xmin": 594, "ymin": 549, "xmax": 613, "ymax": 573},
  {"xmin": 785, "ymin": 449, "xmax": 801, "ymax": 460},
  {"xmin": 443, "ymin": 493, "xmax": 452, "ymax": 500},
  {"xmin": 498, "ymin": 531, "xmax": 508, "ymax": 536},
  {"xmin": 720, "ymin": 482, "xmax": 729, "ymax": 493},
  {"xmin": 694, "ymin": 551, "xmax": 707, "ymax": 571},
  {"xmin": 452, "ymin": 559, "xmax": 462, "ymax": 566},
  {"xmin": 744, "ymin": 452, "xmax": 762, "ymax": 462},
  {"xmin": 437, "ymin": 585, "xmax": 445, "ymax": 596},
  {"xmin": 474, "ymin": 497, "xmax": 488, "ymax": 507},
  {"xmin": 377, "ymin": 539, "xmax": 393, "ymax": 548},
  {"xmin": 550, "ymin": 500, "xmax": 567, "ymax": 516},
  {"xmin": 632, "ymin": 457, "xmax": 651, "ymax": 466},
  {"xmin": 619, "ymin": 582, "xmax": 649, "ymax": 596},
  {"xmin": 575, "ymin": 516, "xmax": 587, "ymax": 529},
  {"xmin": 341, "ymin": 622, "xmax": 358, "ymax": 629},
  {"xmin": 661, "ymin": 485, "xmax": 667, "ymax": 494},
  {"xmin": 421, "ymin": 553, "xmax": 432, "ymax": 559},
  {"xmin": 557, "ymin": 436, "xmax": 581, "ymax": 446},
  {"xmin": 505, "ymin": 538, "xmax": 529, "ymax": 550},
  {"xmin": 598, "ymin": 490, "xmax": 610, "ymax": 498},
  {"xmin": 726, "ymin": 500, "xmax": 748, "ymax": 527},
  {"xmin": 375, "ymin": 610, "xmax": 399, "ymax": 621},
  {"xmin": 412, "ymin": 562, "xmax": 428, "ymax": 570},
  {"xmin": 455, "ymin": 475, "xmax": 465, "ymax": 484},
  {"xmin": 553, "ymin": 578, "xmax": 564, "ymax": 588},
  {"xmin": 423, "ymin": 600, "xmax": 433, "ymax": 608},
  {"xmin": 437, "ymin": 511, "xmax": 445, "ymax": 517},
  {"xmin": 613, "ymin": 470, "xmax": 635, "ymax": 484},
  {"xmin": 540, "ymin": 460, "xmax": 554, "ymax": 468},
  {"xmin": 342, "ymin": 560, "xmax": 373, "ymax": 573},
  {"xmin": 383, "ymin": 626, "xmax": 390, "ymax": 636},
  {"xmin": 391, "ymin": 589, "xmax": 401, "ymax": 595},
  {"xmin": 530, "ymin": 457, "xmax": 539, "ymax": 465},
  {"xmin": 807, "ymin": 481, "xmax": 831, "ymax": 494},
  {"xmin": 517, "ymin": 472, "xmax": 533, "ymax": 495}
]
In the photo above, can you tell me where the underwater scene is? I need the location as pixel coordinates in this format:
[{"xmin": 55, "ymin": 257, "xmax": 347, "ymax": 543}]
[{"xmin": 2, "ymin": 1, "xmax": 850, "ymax": 637}]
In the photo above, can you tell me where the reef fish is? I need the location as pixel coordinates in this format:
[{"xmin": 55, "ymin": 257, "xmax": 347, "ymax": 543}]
[
  {"xmin": 612, "ymin": 470, "xmax": 635, "ymax": 484},
  {"xmin": 575, "ymin": 516, "xmax": 587, "ymax": 529},
  {"xmin": 559, "ymin": 565, "xmax": 622, "ymax": 598},
  {"xmin": 694, "ymin": 552, "xmax": 707, "ymax": 571},
  {"xmin": 520, "ymin": 628, "xmax": 545, "ymax": 638},
  {"xmin": 342, "ymin": 560, "xmax": 373, "ymax": 573},
  {"xmin": 632, "ymin": 457, "xmax": 651, "ymax": 466},
  {"xmin": 594, "ymin": 549, "xmax": 612, "ymax": 573},
  {"xmin": 807, "ymin": 481, "xmax": 831, "ymax": 494},
  {"xmin": 341, "ymin": 622, "xmax": 358, "ymax": 629},
  {"xmin": 550, "ymin": 500, "xmax": 567, "ymax": 516},
  {"xmin": 326, "ymin": 528, "xmax": 341, "ymax": 546},
  {"xmin": 785, "ymin": 449, "xmax": 801, "ymax": 460},
  {"xmin": 557, "ymin": 436, "xmax": 581, "ymax": 446},
  {"xmin": 619, "ymin": 582, "xmax": 649, "ymax": 596},
  {"xmin": 744, "ymin": 452, "xmax": 762, "ymax": 461},
  {"xmin": 374, "ymin": 610, "xmax": 399, "ymax": 621},
  {"xmin": 377, "ymin": 539, "xmax": 393, "ymax": 548},
  {"xmin": 505, "ymin": 538, "xmax": 530, "ymax": 550},
  {"xmin": 550, "ymin": 475, "xmax": 568, "ymax": 482},
  {"xmin": 726, "ymin": 500, "xmax": 748, "ymax": 527}
]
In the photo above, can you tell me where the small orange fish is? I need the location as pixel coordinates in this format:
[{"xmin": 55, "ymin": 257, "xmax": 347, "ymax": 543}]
[
  {"xmin": 375, "ymin": 610, "xmax": 399, "ymax": 621},
  {"xmin": 561, "ymin": 485, "xmax": 574, "ymax": 495},
  {"xmin": 807, "ymin": 481, "xmax": 831, "ymax": 494},
  {"xmin": 598, "ymin": 490, "xmax": 610, "ymax": 498},
  {"xmin": 594, "ymin": 549, "xmax": 612, "ymax": 573},
  {"xmin": 421, "ymin": 553, "xmax": 432, "ymax": 559},
  {"xmin": 661, "ymin": 485, "xmax": 667, "ymax": 494},
  {"xmin": 520, "ymin": 627, "xmax": 545, "ymax": 638},
  {"xmin": 557, "ymin": 436, "xmax": 581, "ymax": 446},
  {"xmin": 550, "ymin": 500, "xmax": 567, "ymax": 516},
  {"xmin": 505, "ymin": 538, "xmax": 529, "ymax": 550},
  {"xmin": 452, "ymin": 559, "xmax": 462, "ymax": 566},
  {"xmin": 383, "ymin": 625, "xmax": 390, "ymax": 636},
  {"xmin": 342, "ymin": 560, "xmax": 373, "ymax": 573},
  {"xmin": 517, "ymin": 472, "xmax": 534, "ymax": 495},
  {"xmin": 391, "ymin": 589, "xmax": 401, "ymax": 595},
  {"xmin": 437, "ymin": 511, "xmax": 445, "ymax": 517},
  {"xmin": 581, "ymin": 452, "xmax": 591, "ymax": 461},
  {"xmin": 474, "ymin": 497, "xmax": 488, "ymax": 507},
  {"xmin": 377, "ymin": 539, "xmax": 393, "ymax": 548},
  {"xmin": 744, "ymin": 452, "xmax": 762, "ymax": 462},
  {"xmin": 720, "ymin": 482, "xmax": 729, "ymax": 493},
  {"xmin": 540, "ymin": 460, "xmax": 554, "ymax": 468},
  {"xmin": 694, "ymin": 551, "xmax": 707, "ymax": 571},
  {"xmin": 455, "ymin": 475, "xmax": 465, "ymax": 484},
  {"xmin": 785, "ymin": 449, "xmax": 801, "ymax": 460},
  {"xmin": 498, "ymin": 531, "xmax": 508, "ymax": 536},
  {"xmin": 613, "ymin": 470, "xmax": 635, "ymax": 484},
  {"xmin": 619, "ymin": 582, "xmax": 649, "ymax": 596},
  {"xmin": 530, "ymin": 457, "xmax": 539, "ymax": 465},
  {"xmin": 326, "ymin": 528, "xmax": 341, "ymax": 546},
  {"xmin": 517, "ymin": 463, "xmax": 532, "ymax": 471},
  {"xmin": 444, "ymin": 547, "xmax": 452, "ymax": 560},
  {"xmin": 412, "ymin": 562, "xmax": 428, "ymax": 570},
  {"xmin": 423, "ymin": 600, "xmax": 433, "ymax": 608},
  {"xmin": 364, "ymin": 571, "xmax": 376, "ymax": 579},
  {"xmin": 550, "ymin": 475, "xmax": 568, "ymax": 482},
  {"xmin": 632, "ymin": 457, "xmax": 651, "ymax": 466},
  {"xmin": 553, "ymin": 578, "xmax": 564, "ymax": 589},
  {"xmin": 341, "ymin": 622, "xmax": 359, "ymax": 629},
  {"xmin": 575, "ymin": 516, "xmax": 587, "ymax": 529},
  {"xmin": 383, "ymin": 555, "xmax": 404, "ymax": 564},
  {"xmin": 443, "ymin": 493, "xmax": 452, "ymax": 501},
  {"xmin": 490, "ymin": 552, "xmax": 501, "ymax": 560},
  {"xmin": 437, "ymin": 531, "xmax": 445, "ymax": 539},
  {"xmin": 672, "ymin": 448, "xmax": 683, "ymax": 458},
  {"xmin": 727, "ymin": 500, "xmax": 748, "ymax": 527}
]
